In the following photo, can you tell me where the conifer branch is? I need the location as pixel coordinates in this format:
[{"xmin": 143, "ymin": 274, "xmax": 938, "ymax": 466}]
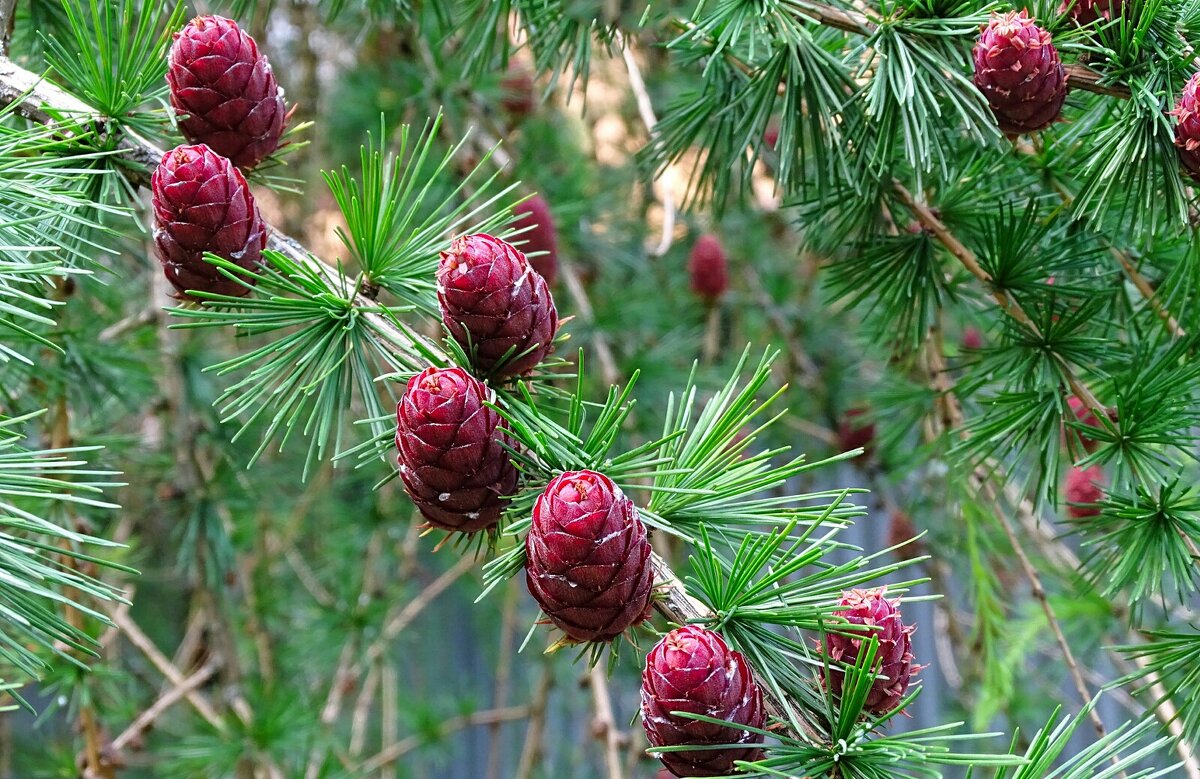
[
  {"xmin": 0, "ymin": 53, "xmax": 841, "ymax": 755},
  {"xmin": 775, "ymin": 0, "xmax": 1130, "ymax": 99}
]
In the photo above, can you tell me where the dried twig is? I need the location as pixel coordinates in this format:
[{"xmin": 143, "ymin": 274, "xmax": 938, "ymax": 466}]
[
  {"xmin": 358, "ymin": 705, "xmax": 532, "ymax": 773},
  {"xmin": 589, "ymin": 666, "xmax": 625, "ymax": 779},
  {"xmin": 618, "ymin": 32, "xmax": 676, "ymax": 257},
  {"xmin": 112, "ymin": 661, "xmax": 221, "ymax": 753},
  {"xmin": 110, "ymin": 608, "xmax": 227, "ymax": 733},
  {"xmin": 515, "ymin": 666, "xmax": 554, "ymax": 779}
]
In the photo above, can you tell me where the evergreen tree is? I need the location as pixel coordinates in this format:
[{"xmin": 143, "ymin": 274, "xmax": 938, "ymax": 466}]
[{"xmin": 1, "ymin": 0, "xmax": 1198, "ymax": 776}]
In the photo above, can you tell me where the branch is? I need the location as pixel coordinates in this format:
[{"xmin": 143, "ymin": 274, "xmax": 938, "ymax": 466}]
[
  {"xmin": 0, "ymin": 0, "xmax": 17, "ymax": 57},
  {"xmin": 357, "ymin": 705, "xmax": 532, "ymax": 773},
  {"xmin": 778, "ymin": 1, "xmax": 1131, "ymax": 99},
  {"xmin": 111, "ymin": 660, "xmax": 221, "ymax": 753}
]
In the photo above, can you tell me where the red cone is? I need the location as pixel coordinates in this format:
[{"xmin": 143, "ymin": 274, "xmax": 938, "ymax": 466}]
[
  {"xmin": 972, "ymin": 11, "xmax": 1068, "ymax": 135},
  {"xmin": 511, "ymin": 195, "xmax": 558, "ymax": 285},
  {"xmin": 438, "ymin": 234, "xmax": 559, "ymax": 379},
  {"xmin": 525, "ymin": 470, "xmax": 653, "ymax": 642},
  {"xmin": 688, "ymin": 234, "xmax": 729, "ymax": 303},
  {"xmin": 1173, "ymin": 71, "xmax": 1200, "ymax": 182},
  {"xmin": 395, "ymin": 367, "xmax": 518, "ymax": 533},
  {"xmin": 167, "ymin": 16, "xmax": 288, "ymax": 169},
  {"xmin": 1064, "ymin": 465, "xmax": 1104, "ymax": 519},
  {"xmin": 151, "ymin": 144, "xmax": 266, "ymax": 299},
  {"xmin": 820, "ymin": 588, "xmax": 918, "ymax": 716},
  {"xmin": 641, "ymin": 626, "xmax": 765, "ymax": 777},
  {"xmin": 1062, "ymin": 0, "xmax": 1124, "ymax": 25}
]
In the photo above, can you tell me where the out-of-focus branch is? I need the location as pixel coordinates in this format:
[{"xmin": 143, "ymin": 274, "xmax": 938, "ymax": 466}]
[{"xmin": 112, "ymin": 661, "xmax": 221, "ymax": 753}]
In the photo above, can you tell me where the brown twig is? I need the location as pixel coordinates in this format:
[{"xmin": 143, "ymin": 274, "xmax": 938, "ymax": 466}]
[
  {"xmin": 358, "ymin": 705, "xmax": 532, "ymax": 773},
  {"xmin": 515, "ymin": 666, "xmax": 554, "ymax": 779},
  {"xmin": 618, "ymin": 32, "xmax": 677, "ymax": 257},
  {"xmin": 111, "ymin": 660, "xmax": 221, "ymax": 753},
  {"xmin": 109, "ymin": 608, "xmax": 227, "ymax": 733},
  {"xmin": 486, "ymin": 583, "xmax": 521, "ymax": 779},
  {"xmin": 588, "ymin": 666, "xmax": 625, "ymax": 779},
  {"xmin": 560, "ymin": 260, "xmax": 622, "ymax": 386}
]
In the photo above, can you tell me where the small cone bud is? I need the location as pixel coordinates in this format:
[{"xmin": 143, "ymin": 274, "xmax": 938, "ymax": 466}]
[
  {"xmin": 1062, "ymin": 0, "xmax": 1125, "ymax": 25},
  {"xmin": 838, "ymin": 407, "xmax": 876, "ymax": 458},
  {"xmin": 820, "ymin": 588, "xmax": 918, "ymax": 716},
  {"xmin": 688, "ymin": 234, "xmax": 729, "ymax": 303},
  {"xmin": 511, "ymin": 195, "xmax": 559, "ymax": 284},
  {"xmin": 972, "ymin": 11, "xmax": 1068, "ymax": 135},
  {"xmin": 500, "ymin": 62, "xmax": 536, "ymax": 120},
  {"xmin": 962, "ymin": 326, "xmax": 984, "ymax": 350},
  {"xmin": 1064, "ymin": 465, "xmax": 1104, "ymax": 519}
]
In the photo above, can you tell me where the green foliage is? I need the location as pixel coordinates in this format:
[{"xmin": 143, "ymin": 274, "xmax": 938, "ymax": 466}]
[
  {"xmin": 0, "ymin": 412, "xmax": 128, "ymax": 680},
  {"xmin": 168, "ymin": 250, "xmax": 422, "ymax": 475},
  {"xmin": 41, "ymin": 0, "xmax": 185, "ymax": 136},
  {"xmin": 323, "ymin": 114, "xmax": 521, "ymax": 310}
]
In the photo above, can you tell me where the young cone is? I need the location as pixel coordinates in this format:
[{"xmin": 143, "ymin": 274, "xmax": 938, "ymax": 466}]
[
  {"xmin": 641, "ymin": 626, "xmax": 765, "ymax": 777},
  {"xmin": 151, "ymin": 143, "xmax": 267, "ymax": 299},
  {"xmin": 438, "ymin": 234, "xmax": 558, "ymax": 379},
  {"xmin": 395, "ymin": 367, "xmax": 518, "ymax": 533},
  {"xmin": 688, "ymin": 234, "xmax": 729, "ymax": 303},
  {"xmin": 820, "ymin": 588, "xmax": 918, "ymax": 716},
  {"xmin": 972, "ymin": 11, "xmax": 1068, "ymax": 135},
  {"xmin": 1173, "ymin": 71, "xmax": 1200, "ymax": 182},
  {"xmin": 167, "ymin": 15, "xmax": 288, "ymax": 169},
  {"xmin": 1065, "ymin": 396, "xmax": 1112, "ymax": 454},
  {"xmin": 837, "ymin": 407, "xmax": 876, "ymax": 458},
  {"xmin": 1064, "ymin": 465, "xmax": 1104, "ymax": 519},
  {"xmin": 524, "ymin": 470, "xmax": 653, "ymax": 643},
  {"xmin": 511, "ymin": 194, "xmax": 559, "ymax": 284},
  {"xmin": 500, "ymin": 62, "xmax": 536, "ymax": 121},
  {"xmin": 1061, "ymin": 0, "xmax": 1124, "ymax": 25}
]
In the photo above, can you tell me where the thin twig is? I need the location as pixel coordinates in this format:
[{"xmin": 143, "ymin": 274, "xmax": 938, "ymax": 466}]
[
  {"xmin": 588, "ymin": 666, "xmax": 625, "ymax": 779},
  {"xmin": 896, "ymin": 179, "xmax": 1200, "ymax": 569},
  {"xmin": 618, "ymin": 32, "xmax": 676, "ymax": 257},
  {"xmin": 923, "ymin": 335, "xmax": 1109, "ymax": 741},
  {"xmin": 560, "ymin": 260, "xmax": 621, "ymax": 386},
  {"xmin": 110, "ymin": 608, "xmax": 227, "ymax": 733},
  {"xmin": 515, "ymin": 666, "xmax": 554, "ymax": 779},
  {"xmin": 486, "ymin": 583, "xmax": 520, "ymax": 779},
  {"xmin": 358, "ymin": 705, "xmax": 532, "ymax": 773},
  {"xmin": 112, "ymin": 660, "xmax": 221, "ymax": 753},
  {"xmin": 360, "ymin": 554, "xmax": 476, "ymax": 669}
]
